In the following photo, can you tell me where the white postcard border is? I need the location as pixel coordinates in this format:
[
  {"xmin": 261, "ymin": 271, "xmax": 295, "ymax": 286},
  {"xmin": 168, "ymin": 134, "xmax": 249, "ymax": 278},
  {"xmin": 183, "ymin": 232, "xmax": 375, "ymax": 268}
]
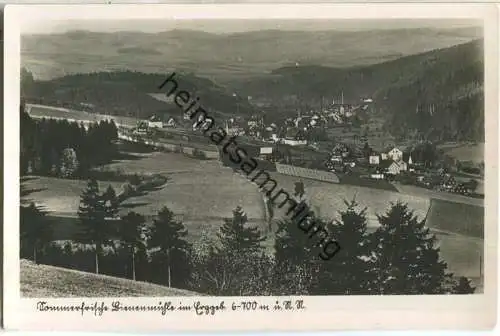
[{"xmin": 3, "ymin": 3, "xmax": 498, "ymax": 331}]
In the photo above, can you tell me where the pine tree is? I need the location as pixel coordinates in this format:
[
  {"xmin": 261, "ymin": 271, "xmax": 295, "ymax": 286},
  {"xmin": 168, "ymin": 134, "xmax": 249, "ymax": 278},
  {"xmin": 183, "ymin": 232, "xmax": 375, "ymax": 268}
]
[
  {"xmin": 192, "ymin": 206, "xmax": 268, "ymax": 295},
  {"xmin": 149, "ymin": 206, "xmax": 191, "ymax": 288},
  {"xmin": 20, "ymin": 202, "xmax": 52, "ymax": 264},
  {"xmin": 272, "ymin": 215, "xmax": 321, "ymax": 295},
  {"xmin": 314, "ymin": 199, "xmax": 373, "ymax": 295},
  {"xmin": 118, "ymin": 211, "xmax": 147, "ymax": 281},
  {"xmin": 453, "ymin": 276, "xmax": 476, "ymax": 294},
  {"xmin": 76, "ymin": 179, "xmax": 113, "ymax": 274},
  {"xmin": 369, "ymin": 202, "xmax": 453, "ymax": 294},
  {"xmin": 103, "ymin": 185, "xmax": 120, "ymax": 216},
  {"xmin": 217, "ymin": 206, "xmax": 265, "ymax": 254}
]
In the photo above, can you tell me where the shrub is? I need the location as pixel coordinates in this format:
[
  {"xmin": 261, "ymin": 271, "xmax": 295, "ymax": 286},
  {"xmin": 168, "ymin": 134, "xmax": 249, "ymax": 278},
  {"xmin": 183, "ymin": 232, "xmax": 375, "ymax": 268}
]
[{"xmin": 192, "ymin": 148, "xmax": 207, "ymax": 160}]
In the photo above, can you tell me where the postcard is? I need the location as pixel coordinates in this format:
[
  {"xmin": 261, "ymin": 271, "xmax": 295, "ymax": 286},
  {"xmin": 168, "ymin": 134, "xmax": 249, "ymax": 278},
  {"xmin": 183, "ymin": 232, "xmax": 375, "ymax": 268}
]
[{"xmin": 3, "ymin": 3, "xmax": 498, "ymax": 331}]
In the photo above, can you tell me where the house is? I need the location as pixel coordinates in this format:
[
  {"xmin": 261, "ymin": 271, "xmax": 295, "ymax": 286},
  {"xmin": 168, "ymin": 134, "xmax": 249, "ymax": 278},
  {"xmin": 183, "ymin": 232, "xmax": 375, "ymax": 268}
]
[
  {"xmin": 163, "ymin": 117, "xmax": 177, "ymax": 128},
  {"xmin": 331, "ymin": 143, "xmax": 350, "ymax": 156},
  {"xmin": 259, "ymin": 147, "xmax": 274, "ymax": 161},
  {"xmin": 247, "ymin": 120, "xmax": 258, "ymax": 128},
  {"xmin": 227, "ymin": 127, "xmax": 244, "ymax": 136},
  {"xmin": 147, "ymin": 115, "xmax": 163, "ymax": 128},
  {"xmin": 370, "ymin": 173, "xmax": 385, "ymax": 180},
  {"xmin": 329, "ymin": 155, "xmax": 343, "ymax": 164},
  {"xmin": 369, "ymin": 155, "xmax": 380, "ymax": 165},
  {"xmin": 282, "ymin": 127, "xmax": 307, "ymax": 146},
  {"xmin": 387, "ymin": 147, "xmax": 404, "ymax": 161},
  {"xmin": 380, "ymin": 160, "xmax": 408, "ymax": 175},
  {"xmin": 381, "ymin": 153, "xmax": 389, "ymax": 160}
]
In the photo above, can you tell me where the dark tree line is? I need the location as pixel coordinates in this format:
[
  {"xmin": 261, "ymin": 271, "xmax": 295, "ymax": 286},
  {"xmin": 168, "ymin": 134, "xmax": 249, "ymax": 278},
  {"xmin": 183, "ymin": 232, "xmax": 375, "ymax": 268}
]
[
  {"xmin": 20, "ymin": 101, "xmax": 118, "ymax": 177},
  {"xmin": 20, "ymin": 177, "xmax": 477, "ymax": 295}
]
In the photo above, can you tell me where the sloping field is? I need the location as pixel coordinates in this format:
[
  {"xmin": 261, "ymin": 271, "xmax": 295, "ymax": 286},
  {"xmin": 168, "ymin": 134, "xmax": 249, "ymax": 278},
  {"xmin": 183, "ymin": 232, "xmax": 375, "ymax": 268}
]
[
  {"xmin": 393, "ymin": 183, "xmax": 484, "ymax": 207},
  {"xmin": 426, "ymin": 198, "xmax": 484, "ymax": 239},
  {"xmin": 268, "ymin": 172, "xmax": 430, "ymax": 228},
  {"xmin": 439, "ymin": 143, "xmax": 484, "ymax": 164},
  {"xmin": 99, "ymin": 151, "xmax": 221, "ymax": 175},
  {"xmin": 27, "ymin": 103, "xmax": 139, "ymax": 128},
  {"xmin": 425, "ymin": 199, "xmax": 484, "ymax": 286},
  {"xmin": 275, "ymin": 163, "xmax": 340, "ymax": 183},
  {"xmin": 22, "ymin": 151, "xmax": 268, "ymax": 244},
  {"xmin": 433, "ymin": 232, "xmax": 483, "ymax": 286},
  {"xmin": 21, "ymin": 259, "xmax": 201, "ymax": 297}
]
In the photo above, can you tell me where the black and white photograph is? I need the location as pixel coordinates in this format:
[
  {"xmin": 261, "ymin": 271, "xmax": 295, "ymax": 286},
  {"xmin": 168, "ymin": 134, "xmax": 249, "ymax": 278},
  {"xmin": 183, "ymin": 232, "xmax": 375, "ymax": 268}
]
[{"xmin": 4, "ymin": 3, "xmax": 498, "ymax": 331}]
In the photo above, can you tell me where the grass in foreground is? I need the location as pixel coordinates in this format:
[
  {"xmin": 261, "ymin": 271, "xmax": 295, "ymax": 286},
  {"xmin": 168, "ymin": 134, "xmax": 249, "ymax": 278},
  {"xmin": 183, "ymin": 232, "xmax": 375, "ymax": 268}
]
[{"xmin": 21, "ymin": 259, "xmax": 202, "ymax": 297}]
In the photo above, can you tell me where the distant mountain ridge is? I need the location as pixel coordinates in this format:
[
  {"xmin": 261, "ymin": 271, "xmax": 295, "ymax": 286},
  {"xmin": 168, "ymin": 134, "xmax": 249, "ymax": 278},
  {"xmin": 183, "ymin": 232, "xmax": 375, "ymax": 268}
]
[
  {"xmin": 22, "ymin": 27, "xmax": 482, "ymax": 83},
  {"xmin": 22, "ymin": 32, "xmax": 484, "ymax": 142}
]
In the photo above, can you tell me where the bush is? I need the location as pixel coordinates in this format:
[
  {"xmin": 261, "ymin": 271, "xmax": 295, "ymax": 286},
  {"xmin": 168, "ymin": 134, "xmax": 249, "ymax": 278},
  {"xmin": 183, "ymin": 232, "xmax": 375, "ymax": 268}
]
[{"xmin": 192, "ymin": 148, "xmax": 207, "ymax": 160}]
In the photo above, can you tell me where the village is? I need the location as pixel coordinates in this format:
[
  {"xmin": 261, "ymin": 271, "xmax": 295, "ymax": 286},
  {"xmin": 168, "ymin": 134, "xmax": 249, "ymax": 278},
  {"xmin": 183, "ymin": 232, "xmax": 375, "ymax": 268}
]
[{"xmin": 130, "ymin": 92, "xmax": 483, "ymax": 199}]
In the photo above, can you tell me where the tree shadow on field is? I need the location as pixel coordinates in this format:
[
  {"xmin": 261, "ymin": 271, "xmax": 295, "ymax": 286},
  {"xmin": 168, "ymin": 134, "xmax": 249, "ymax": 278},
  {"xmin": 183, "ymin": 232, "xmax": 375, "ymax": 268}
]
[
  {"xmin": 20, "ymin": 176, "xmax": 39, "ymax": 183},
  {"xmin": 21, "ymin": 187, "xmax": 47, "ymax": 196},
  {"xmin": 120, "ymin": 202, "xmax": 150, "ymax": 210},
  {"xmin": 112, "ymin": 151, "xmax": 144, "ymax": 162}
]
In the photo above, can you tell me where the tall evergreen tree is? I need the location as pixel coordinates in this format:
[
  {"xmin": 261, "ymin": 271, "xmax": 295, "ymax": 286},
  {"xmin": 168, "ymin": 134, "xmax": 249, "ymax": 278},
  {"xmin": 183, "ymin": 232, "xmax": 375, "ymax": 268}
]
[
  {"xmin": 103, "ymin": 185, "xmax": 120, "ymax": 216},
  {"xmin": 273, "ymin": 215, "xmax": 321, "ymax": 295},
  {"xmin": 217, "ymin": 206, "xmax": 265, "ymax": 254},
  {"xmin": 20, "ymin": 202, "xmax": 52, "ymax": 264},
  {"xmin": 369, "ymin": 202, "xmax": 453, "ymax": 294},
  {"xmin": 314, "ymin": 199, "xmax": 373, "ymax": 295},
  {"xmin": 76, "ymin": 178, "xmax": 113, "ymax": 274},
  {"xmin": 118, "ymin": 211, "xmax": 147, "ymax": 281},
  {"xmin": 192, "ymin": 206, "xmax": 269, "ymax": 295},
  {"xmin": 149, "ymin": 206, "xmax": 191, "ymax": 288}
]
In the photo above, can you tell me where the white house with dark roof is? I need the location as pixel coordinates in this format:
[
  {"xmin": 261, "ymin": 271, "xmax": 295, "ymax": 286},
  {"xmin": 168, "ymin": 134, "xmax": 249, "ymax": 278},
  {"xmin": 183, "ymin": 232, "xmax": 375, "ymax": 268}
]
[{"xmin": 387, "ymin": 146, "xmax": 404, "ymax": 162}]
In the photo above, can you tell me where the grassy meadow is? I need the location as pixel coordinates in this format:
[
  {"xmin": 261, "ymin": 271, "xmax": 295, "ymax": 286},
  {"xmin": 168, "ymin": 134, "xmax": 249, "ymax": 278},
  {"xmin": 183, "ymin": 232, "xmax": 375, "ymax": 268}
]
[{"xmin": 21, "ymin": 259, "xmax": 202, "ymax": 297}]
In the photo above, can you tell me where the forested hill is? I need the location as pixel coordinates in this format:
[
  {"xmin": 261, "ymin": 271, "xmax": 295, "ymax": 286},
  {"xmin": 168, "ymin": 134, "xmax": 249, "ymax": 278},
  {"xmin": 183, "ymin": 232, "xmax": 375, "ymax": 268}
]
[
  {"xmin": 21, "ymin": 70, "xmax": 257, "ymax": 120},
  {"xmin": 236, "ymin": 39, "xmax": 484, "ymax": 142}
]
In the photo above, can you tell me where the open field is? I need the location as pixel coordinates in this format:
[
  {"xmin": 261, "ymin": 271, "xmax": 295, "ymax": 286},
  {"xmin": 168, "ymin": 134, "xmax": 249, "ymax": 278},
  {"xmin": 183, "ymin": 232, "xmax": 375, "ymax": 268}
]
[
  {"xmin": 22, "ymin": 150, "xmax": 271, "ymax": 248},
  {"xmin": 337, "ymin": 173, "xmax": 398, "ymax": 192},
  {"xmin": 21, "ymin": 259, "xmax": 201, "ymax": 297},
  {"xmin": 439, "ymin": 142, "xmax": 484, "ymax": 164},
  {"xmin": 268, "ymin": 171, "xmax": 430, "ymax": 228},
  {"xmin": 392, "ymin": 183, "xmax": 484, "ymax": 207},
  {"xmin": 426, "ymin": 198, "xmax": 484, "ymax": 239},
  {"xmin": 27, "ymin": 103, "xmax": 139, "ymax": 128}
]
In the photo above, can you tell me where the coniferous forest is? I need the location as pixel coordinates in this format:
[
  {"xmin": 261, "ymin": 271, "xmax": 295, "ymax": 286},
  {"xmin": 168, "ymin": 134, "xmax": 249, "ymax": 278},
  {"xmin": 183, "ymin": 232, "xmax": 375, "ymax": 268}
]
[{"xmin": 20, "ymin": 100, "xmax": 119, "ymax": 178}]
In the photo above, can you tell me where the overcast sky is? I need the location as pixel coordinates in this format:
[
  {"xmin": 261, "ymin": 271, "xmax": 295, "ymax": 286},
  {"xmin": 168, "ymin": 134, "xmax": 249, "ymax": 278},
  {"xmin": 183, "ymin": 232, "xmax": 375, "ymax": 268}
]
[{"xmin": 24, "ymin": 18, "xmax": 482, "ymax": 35}]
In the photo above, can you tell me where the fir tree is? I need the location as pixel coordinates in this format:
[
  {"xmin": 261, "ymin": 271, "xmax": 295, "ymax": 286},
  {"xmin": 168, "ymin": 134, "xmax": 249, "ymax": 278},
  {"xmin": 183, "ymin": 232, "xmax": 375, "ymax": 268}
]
[
  {"xmin": 192, "ymin": 206, "xmax": 269, "ymax": 295},
  {"xmin": 369, "ymin": 202, "xmax": 453, "ymax": 294},
  {"xmin": 118, "ymin": 211, "xmax": 147, "ymax": 281},
  {"xmin": 103, "ymin": 185, "xmax": 120, "ymax": 216},
  {"xmin": 217, "ymin": 206, "xmax": 265, "ymax": 254},
  {"xmin": 272, "ymin": 214, "xmax": 321, "ymax": 295},
  {"xmin": 453, "ymin": 276, "xmax": 476, "ymax": 294},
  {"xmin": 76, "ymin": 178, "xmax": 113, "ymax": 274},
  {"xmin": 148, "ymin": 206, "xmax": 191, "ymax": 288},
  {"xmin": 314, "ymin": 198, "xmax": 373, "ymax": 295},
  {"xmin": 20, "ymin": 202, "xmax": 52, "ymax": 264}
]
